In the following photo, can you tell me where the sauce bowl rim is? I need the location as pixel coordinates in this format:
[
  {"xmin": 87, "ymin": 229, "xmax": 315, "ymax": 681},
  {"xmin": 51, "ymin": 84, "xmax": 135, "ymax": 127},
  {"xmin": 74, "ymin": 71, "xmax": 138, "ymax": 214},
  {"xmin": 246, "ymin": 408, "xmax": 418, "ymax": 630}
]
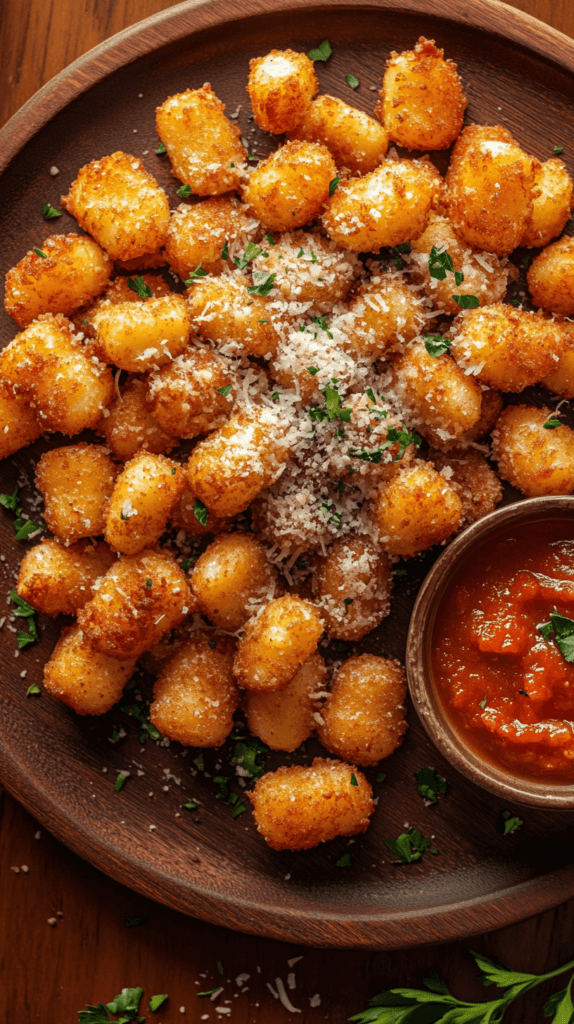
[{"xmin": 406, "ymin": 494, "xmax": 574, "ymax": 809}]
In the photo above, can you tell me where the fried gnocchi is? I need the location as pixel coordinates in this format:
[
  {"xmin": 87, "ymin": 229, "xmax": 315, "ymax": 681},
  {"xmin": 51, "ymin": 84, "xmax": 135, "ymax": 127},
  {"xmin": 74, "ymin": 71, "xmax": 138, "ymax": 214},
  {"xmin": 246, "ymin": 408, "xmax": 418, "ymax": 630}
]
[
  {"xmin": 336, "ymin": 273, "xmax": 428, "ymax": 360},
  {"xmin": 242, "ymin": 140, "xmax": 337, "ymax": 232},
  {"xmin": 244, "ymin": 653, "xmax": 325, "ymax": 752},
  {"xmin": 96, "ymin": 377, "xmax": 175, "ymax": 461},
  {"xmin": 148, "ymin": 345, "xmax": 234, "ymax": 438},
  {"xmin": 251, "ymin": 230, "xmax": 360, "ymax": 310},
  {"xmin": 191, "ymin": 532, "xmax": 281, "ymax": 631},
  {"xmin": 17, "ymin": 539, "xmax": 115, "ymax": 617},
  {"xmin": 318, "ymin": 655, "xmax": 407, "ymax": 765},
  {"xmin": 104, "ymin": 452, "xmax": 185, "ymax": 555},
  {"xmin": 233, "ymin": 595, "xmax": 324, "ymax": 692},
  {"xmin": 250, "ymin": 758, "xmax": 374, "ymax": 851},
  {"xmin": 492, "ymin": 405, "xmax": 574, "ymax": 497},
  {"xmin": 0, "ymin": 380, "xmax": 42, "ymax": 459},
  {"xmin": 313, "ymin": 536, "xmax": 392, "ymax": 641},
  {"xmin": 4, "ymin": 234, "xmax": 112, "ymax": 329},
  {"xmin": 247, "ymin": 49, "xmax": 318, "ymax": 134},
  {"xmin": 165, "ymin": 197, "xmax": 259, "ymax": 280},
  {"xmin": 43, "ymin": 624, "xmax": 136, "ymax": 715},
  {"xmin": 36, "ymin": 444, "xmax": 117, "ymax": 545},
  {"xmin": 371, "ymin": 460, "xmax": 463, "ymax": 557},
  {"xmin": 288, "ymin": 94, "xmax": 389, "ymax": 174},
  {"xmin": 150, "ymin": 632, "xmax": 240, "ymax": 747},
  {"xmin": 92, "ymin": 293, "xmax": 190, "ymax": 372},
  {"xmin": 377, "ymin": 37, "xmax": 467, "ymax": 151},
  {"xmin": 429, "ymin": 448, "xmax": 503, "ymax": 526},
  {"xmin": 187, "ymin": 274, "xmax": 278, "ymax": 359},
  {"xmin": 520, "ymin": 158, "xmax": 573, "ymax": 248},
  {"xmin": 527, "ymin": 235, "xmax": 574, "ymax": 315}
]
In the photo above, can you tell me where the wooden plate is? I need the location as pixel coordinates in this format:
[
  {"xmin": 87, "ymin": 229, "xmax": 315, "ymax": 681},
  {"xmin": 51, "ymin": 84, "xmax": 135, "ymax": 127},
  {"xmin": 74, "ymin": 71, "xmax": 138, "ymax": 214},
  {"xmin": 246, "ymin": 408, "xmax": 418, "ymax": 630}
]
[{"xmin": 2, "ymin": 0, "xmax": 574, "ymax": 951}]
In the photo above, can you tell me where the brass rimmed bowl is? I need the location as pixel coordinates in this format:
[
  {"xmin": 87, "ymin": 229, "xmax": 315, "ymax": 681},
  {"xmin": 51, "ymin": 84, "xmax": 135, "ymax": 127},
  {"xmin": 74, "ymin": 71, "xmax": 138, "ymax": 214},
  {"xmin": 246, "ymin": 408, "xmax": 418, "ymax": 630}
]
[{"xmin": 406, "ymin": 495, "xmax": 574, "ymax": 809}]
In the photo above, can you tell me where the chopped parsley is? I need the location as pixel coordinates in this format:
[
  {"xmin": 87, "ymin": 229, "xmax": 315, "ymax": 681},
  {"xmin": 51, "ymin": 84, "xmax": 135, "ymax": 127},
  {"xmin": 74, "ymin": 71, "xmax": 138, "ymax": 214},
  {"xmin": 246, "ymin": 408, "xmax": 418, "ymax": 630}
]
[
  {"xmin": 384, "ymin": 828, "xmax": 437, "ymax": 864},
  {"xmin": 454, "ymin": 269, "xmax": 464, "ymax": 287},
  {"xmin": 376, "ymin": 771, "xmax": 386, "ymax": 782},
  {"xmin": 233, "ymin": 240, "xmax": 263, "ymax": 270},
  {"xmin": 217, "ymin": 384, "xmax": 233, "ymax": 397},
  {"xmin": 307, "ymin": 38, "xmax": 332, "ymax": 62},
  {"xmin": 428, "ymin": 245, "xmax": 453, "ymax": 281},
  {"xmin": 307, "ymin": 366, "xmax": 320, "ymax": 375},
  {"xmin": 12, "ymin": 590, "xmax": 38, "ymax": 650},
  {"xmin": 424, "ymin": 333, "xmax": 452, "ymax": 358},
  {"xmin": 415, "ymin": 766, "xmax": 447, "ymax": 804},
  {"xmin": 310, "ymin": 314, "xmax": 333, "ymax": 338},
  {"xmin": 125, "ymin": 916, "xmax": 148, "ymax": 927},
  {"xmin": 221, "ymin": 239, "xmax": 229, "ymax": 260},
  {"xmin": 145, "ymin": 579, "xmax": 152, "ymax": 589},
  {"xmin": 106, "ymin": 986, "xmax": 144, "ymax": 1020},
  {"xmin": 177, "ymin": 184, "xmax": 192, "ymax": 198},
  {"xmin": 344, "ymin": 597, "xmax": 354, "ymax": 609},
  {"xmin": 127, "ymin": 276, "xmax": 152, "ymax": 299},
  {"xmin": 230, "ymin": 734, "xmax": 268, "ymax": 780},
  {"xmin": 329, "ymin": 176, "xmax": 342, "ymax": 196},
  {"xmin": 350, "ymin": 772, "xmax": 358, "ymax": 785},
  {"xmin": 193, "ymin": 498, "xmax": 208, "ymax": 526},
  {"xmin": 121, "ymin": 691, "xmax": 161, "ymax": 745},
  {"xmin": 554, "ymin": 145, "xmax": 564, "ymax": 155},
  {"xmin": 452, "ymin": 293, "xmax": 479, "ymax": 309},
  {"xmin": 33, "ymin": 248, "xmax": 47, "ymax": 259},
  {"xmin": 248, "ymin": 270, "xmax": 276, "ymax": 296},
  {"xmin": 321, "ymin": 501, "xmax": 342, "ymax": 530},
  {"xmin": 349, "ymin": 424, "xmax": 421, "ymax": 464},
  {"xmin": 26, "ymin": 683, "xmax": 41, "ymax": 696},
  {"xmin": 335, "ymin": 852, "xmax": 352, "ymax": 867},
  {"xmin": 308, "ymin": 379, "xmax": 351, "ymax": 424},
  {"xmin": 217, "ymin": 960, "xmax": 225, "ymax": 976},
  {"xmin": 155, "ymin": 142, "xmax": 167, "ymax": 154},
  {"xmin": 197, "ymin": 988, "xmax": 221, "ymax": 997},
  {"xmin": 346, "ymin": 73, "xmax": 359, "ymax": 89},
  {"xmin": 265, "ymin": 233, "xmax": 276, "ymax": 246},
  {"xmin": 543, "ymin": 417, "xmax": 561, "ymax": 429},
  {"xmin": 184, "ymin": 263, "xmax": 208, "ymax": 285},
  {"xmin": 115, "ymin": 771, "xmax": 129, "ymax": 792},
  {"xmin": 183, "ymin": 801, "xmax": 198, "ymax": 811},
  {"xmin": 479, "ymin": 696, "xmax": 488, "ymax": 709},
  {"xmin": 207, "ymin": 640, "xmax": 217, "ymax": 649},
  {"xmin": 193, "ymin": 753, "xmax": 205, "ymax": 771},
  {"xmin": 271, "ymin": 391, "xmax": 280, "ymax": 401},
  {"xmin": 501, "ymin": 810, "xmax": 523, "ymax": 835},
  {"xmin": 390, "ymin": 241, "xmax": 411, "ymax": 269},
  {"xmin": 0, "ymin": 487, "xmax": 19, "ymax": 511},
  {"xmin": 42, "ymin": 202, "xmax": 62, "ymax": 219},
  {"xmin": 149, "ymin": 994, "xmax": 168, "ymax": 1012},
  {"xmin": 521, "ymin": 255, "xmax": 531, "ymax": 271},
  {"xmin": 538, "ymin": 612, "xmax": 574, "ymax": 662}
]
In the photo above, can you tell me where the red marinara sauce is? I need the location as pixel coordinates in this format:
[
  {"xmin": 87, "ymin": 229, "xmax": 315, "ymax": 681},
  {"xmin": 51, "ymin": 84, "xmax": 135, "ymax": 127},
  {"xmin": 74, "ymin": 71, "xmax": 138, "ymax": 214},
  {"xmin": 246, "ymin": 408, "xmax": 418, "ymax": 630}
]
[{"xmin": 432, "ymin": 518, "xmax": 574, "ymax": 781}]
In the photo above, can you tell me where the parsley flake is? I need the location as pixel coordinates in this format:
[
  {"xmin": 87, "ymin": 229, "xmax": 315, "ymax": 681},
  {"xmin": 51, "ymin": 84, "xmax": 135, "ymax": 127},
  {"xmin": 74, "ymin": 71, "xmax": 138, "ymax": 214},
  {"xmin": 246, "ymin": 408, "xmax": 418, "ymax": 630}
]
[
  {"xmin": 193, "ymin": 753, "xmax": 205, "ymax": 771},
  {"xmin": 183, "ymin": 801, "xmax": 198, "ymax": 811},
  {"xmin": 329, "ymin": 176, "xmax": 342, "ymax": 196},
  {"xmin": 384, "ymin": 828, "xmax": 437, "ymax": 864},
  {"xmin": 248, "ymin": 270, "xmax": 276, "ymax": 296},
  {"xmin": 26, "ymin": 683, "xmax": 41, "ymax": 696},
  {"xmin": 271, "ymin": 391, "xmax": 280, "ymax": 401},
  {"xmin": 454, "ymin": 269, "xmax": 464, "ymax": 287},
  {"xmin": 145, "ymin": 579, "xmax": 152, "ymax": 588},
  {"xmin": 335, "ymin": 852, "xmax": 352, "ymax": 867},
  {"xmin": 501, "ymin": 810, "xmax": 523, "ymax": 835},
  {"xmin": 308, "ymin": 379, "xmax": 351, "ymax": 424},
  {"xmin": 115, "ymin": 771, "xmax": 129, "ymax": 792},
  {"xmin": 265, "ymin": 232, "xmax": 276, "ymax": 246},
  {"xmin": 155, "ymin": 142, "xmax": 167, "ymax": 154},
  {"xmin": 184, "ymin": 263, "xmax": 208, "ymax": 285},
  {"xmin": 197, "ymin": 988, "xmax": 221, "ymax": 997},
  {"xmin": 390, "ymin": 241, "xmax": 411, "ymax": 269},
  {"xmin": 307, "ymin": 366, "xmax": 320, "ymax": 375},
  {"xmin": 543, "ymin": 417, "xmax": 561, "ymax": 429},
  {"xmin": 14, "ymin": 518, "xmax": 42, "ymax": 541},
  {"xmin": 554, "ymin": 145, "xmax": 564, "ymax": 155},
  {"xmin": 230, "ymin": 734, "xmax": 268, "ymax": 780},
  {"xmin": 346, "ymin": 73, "xmax": 359, "ymax": 89},
  {"xmin": 376, "ymin": 771, "xmax": 386, "ymax": 782},
  {"xmin": 42, "ymin": 202, "xmax": 62, "ymax": 219},
  {"xmin": 350, "ymin": 772, "xmax": 358, "ymax": 786},
  {"xmin": 217, "ymin": 384, "xmax": 232, "ymax": 397},
  {"xmin": 34, "ymin": 248, "xmax": 47, "ymax": 259},
  {"xmin": 428, "ymin": 245, "xmax": 453, "ymax": 281},
  {"xmin": 128, "ymin": 276, "xmax": 152, "ymax": 299},
  {"xmin": 106, "ymin": 987, "xmax": 144, "ymax": 1018},
  {"xmin": 11, "ymin": 589, "xmax": 35, "ymax": 618},
  {"xmin": 149, "ymin": 994, "xmax": 168, "ymax": 1012},
  {"xmin": 415, "ymin": 766, "xmax": 447, "ymax": 804},
  {"xmin": 193, "ymin": 498, "xmax": 208, "ymax": 526},
  {"xmin": 177, "ymin": 184, "xmax": 192, "ymax": 198},
  {"xmin": 310, "ymin": 314, "xmax": 333, "ymax": 338},
  {"xmin": 424, "ymin": 333, "xmax": 452, "ymax": 358},
  {"xmin": 307, "ymin": 39, "xmax": 332, "ymax": 62},
  {"xmin": 0, "ymin": 487, "xmax": 19, "ymax": 511},
  {"xmin": 221, "ymin": 239, "xmax": 229, "ymax": 260},
  {"xmin": 217, "ymin": 960, "xmax": 225, "ymax": 976},
  {"xmin": 453, "ymin": 293, "xmax": 479, "ymax": 309}
]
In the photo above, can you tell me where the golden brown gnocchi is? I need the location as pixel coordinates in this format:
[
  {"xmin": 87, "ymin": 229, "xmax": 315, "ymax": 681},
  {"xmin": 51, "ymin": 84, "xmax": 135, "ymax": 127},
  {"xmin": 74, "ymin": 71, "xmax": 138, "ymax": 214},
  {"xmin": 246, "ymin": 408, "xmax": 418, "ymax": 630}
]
[
  {"xmin": 242, "ymin": 140, "xmax": 337, "ymax": 232},
  {"xmin": 244, "ymin": 653, "xmax": 325, "ymax": 752},
  {"xmin": 17, "ymin": 539, "xmax": 115, "ymax": 617},
  {"xmin": 492, "ymin": 405, "xmax": 574, "ymax": 497},
  {"xmin": 96, "ymin": 377, "xmax": 175, "ymax": 462},
  {"xmin": 370, "ymin": 460, "xmax": 463, "ymax": 557},
  {"xmin": 104, "ymin": 452, "xmax": 185, "ymax": 555},
  {"xmin": 527, "ymin": 235, "xmax": 574, "ymax": 315},
  {"xmin": 43, "ymin": 624, "xmax": 136, "ymax": 715},
  {"xmin": 247, "ymin": 49, "xmax": 318, "ymax": 134},
  {"xmin": 191, "ymin": 532, "xmax": 281, "ymax": 631},
  {"xmin": 233, "ymin": 595, "xmax": 324, "ymax": 692},
  {"xmin": 148, "ymin": 345, "xmax": 234, "ymax": 438},
  {"xmin": 313, "ymin": 536, "xmax": 392, "ymax": 641},
  {"xmin": 165, "ymin": 197, "xmax": 259, "ymax": 280},
  {"xmin": 92, "ymin": 294, "xmax": 191, "ymax": 372},
  {"xmin": 288, "ymin": 94, "xmax": 388, "ymax": 175},
  {"xmin": 521, "ymin": 157, "xmax": 573, "ymax": 248},
  {"xmin": 35, "ymin": 444, "xmax": 117, "ymax": 545}
]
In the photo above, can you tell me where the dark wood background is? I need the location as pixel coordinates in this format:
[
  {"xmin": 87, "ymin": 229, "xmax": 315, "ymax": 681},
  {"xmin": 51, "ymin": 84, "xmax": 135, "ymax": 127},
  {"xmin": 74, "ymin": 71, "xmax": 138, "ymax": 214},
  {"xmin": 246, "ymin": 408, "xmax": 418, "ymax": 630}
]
[{"xmin": 2, "ymin": 1, "xmax": 574, "ymax": 1021}]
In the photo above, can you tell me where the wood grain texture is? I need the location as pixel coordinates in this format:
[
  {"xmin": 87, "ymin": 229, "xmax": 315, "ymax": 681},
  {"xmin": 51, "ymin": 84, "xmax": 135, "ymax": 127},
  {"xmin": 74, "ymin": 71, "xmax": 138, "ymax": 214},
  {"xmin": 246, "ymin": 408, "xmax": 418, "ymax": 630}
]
[{"xmin": 1, "ymin": 0, "xmax": 574, "ymax": 1019}]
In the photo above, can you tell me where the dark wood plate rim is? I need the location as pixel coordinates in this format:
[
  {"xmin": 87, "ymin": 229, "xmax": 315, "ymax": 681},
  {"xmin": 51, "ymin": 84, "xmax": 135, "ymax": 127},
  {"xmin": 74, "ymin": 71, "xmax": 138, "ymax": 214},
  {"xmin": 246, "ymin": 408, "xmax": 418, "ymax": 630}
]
[{"xmin": 2, "ymin": 0, "xmax": 574, "ymax": 949}]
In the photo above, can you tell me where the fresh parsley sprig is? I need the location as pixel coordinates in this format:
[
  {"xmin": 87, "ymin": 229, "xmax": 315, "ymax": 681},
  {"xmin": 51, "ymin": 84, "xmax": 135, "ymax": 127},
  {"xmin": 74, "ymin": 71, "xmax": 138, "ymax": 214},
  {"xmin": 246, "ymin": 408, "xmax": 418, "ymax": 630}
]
[
  {"xmin": 348, "ymin": 425, "xmax": 421, "ymax": 465},
  {"xmin": 248, "ymin": 269, "xmax": 276, "ymax": 296},
  {"xmin": 415, "ymin": 766, "xmax": 447, "ymax": 804},
  {"xmin": 307, "ymin": 38, "xmax": 332, "ymax": 62},
  {"xmin": 348, "ymin": 952, "xmax": 574, "ymax": 1024},
  {"xmin": 121, "ymin": 689, "xmax": 162, "ymax": 745},
  {"xmin": 384, "ymin": 828, "xmax": 437, "ymax": 864},
  {"xmin": 1, "ymin": 485, "xmax": 43, "ymax": 542},
  {"xmin": 127, "ymin": 276, "xmax": 152, "ymax": 299},
  {"xmin": 308, "ymin": 379, "xmax": 352, "ymax": 424},
  {"xmin": 184, "ymin": 264, "xmax": 208, "ymax": 285},
  {"xmin": 424, "ymin": 333, "xmax": 452, "ymax": 358},
  {"xmin": 42, "ymin": 202, "xmax": 62, "ymax": 219}
]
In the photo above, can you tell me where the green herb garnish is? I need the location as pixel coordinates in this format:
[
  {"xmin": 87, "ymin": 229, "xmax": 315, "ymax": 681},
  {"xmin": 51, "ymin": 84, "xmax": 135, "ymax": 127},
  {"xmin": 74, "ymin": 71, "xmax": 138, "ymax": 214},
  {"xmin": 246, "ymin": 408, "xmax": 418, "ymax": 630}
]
[
  {"xmin": 346, "ymin": 73, "xmax": 359, "ymax": 89},
  {"xmin": 217, "ymin": 384, "xmax": 232, "ymax": 397},
  {"xmin": 424, "ymin": 333, "xmax": 452, "ymax": 358},
  {"xmin": 453, "ymin": 293, "xmax": 480, "ymax": 309},
  {"xmin": 329, "ymin": 176, "xmax": 342, "ymax": 196},
  {"xmin": 543, "ymin": 417, "xmax": 561, "ymax": 429},
  {"xmin": 34, "ymin": 248, "xmax": 47, "ymax": 259},
  {"xmin": 415, "ymin": 766, "xmax": 447, "ymax": 804},
  {"xmin": 177, "ymin": 184, "xmax": 192, "ymax": 198},
  {"xmin": 350, "ymin": 772, "xmax": 358, "ymax": 786},
  {"xmin": 149, "ymin": 994, "xmax": 168, "ymax": 1012},
  {"xmin": 554, "ymin": 145, "xmax": 564, "ymax": 155},
  {"xmin": 42, "ymin": 203, "xmax": 62, "ymax": 220},
  {"xmin": 128, "ymin": 276, "xmax": 152, "ymax": 299},
  {"xmin": 428, "ymin": 245, "xmax": 453, "ymax": 281},
  {"xmin": 384, "ymin": 828, "xmax": 437, "ymax": 864},
  {"xmin": 538, "ymin": 611, "xmax": 574, "ymax": 661},
  {"xmin": 233, "ymin": 241, "xmax": 263, "ymax": 270},
  {"xmin": 184, "ymin": 263, "xmax": 208, "ymax": 285},
  {"xmin": 115, "ymin": 772, "xmax": 129, "ymax": 792},
  {"xmin": 307, "ymin": 39, "xmax": 332, "ymax": 62},
  {"xmin": 26, "ymin": 683, "xmax": 41, "ymax": 696},
  {"xmin": 501, "ymin": 810, "xmax": 523, "ymax": 835},
  {"xmin": 155, "ymin": 142, "xmax": 167, "ymax": 154},
  {"xmin": 193, "ymin": 498, "xmax": 208, "ymax": 526},
  {"xmin": 335, "ymin": 852, "xmax": 352, "ymax": 867},
  {"xmin": 248, "ymin": 270, "xmax": 276, "ymax": 296},
  {"xmin": 308, "ymin": 379, "xmax": 351, "ymax": 424}
]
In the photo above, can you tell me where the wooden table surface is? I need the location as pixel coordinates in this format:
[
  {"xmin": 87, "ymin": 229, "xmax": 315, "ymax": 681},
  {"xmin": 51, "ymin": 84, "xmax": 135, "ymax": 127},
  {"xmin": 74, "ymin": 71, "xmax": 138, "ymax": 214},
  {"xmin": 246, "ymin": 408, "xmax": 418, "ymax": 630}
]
[{"xmin": 2, "ymin": 1, "xmax": 574, "ymax": 1021}]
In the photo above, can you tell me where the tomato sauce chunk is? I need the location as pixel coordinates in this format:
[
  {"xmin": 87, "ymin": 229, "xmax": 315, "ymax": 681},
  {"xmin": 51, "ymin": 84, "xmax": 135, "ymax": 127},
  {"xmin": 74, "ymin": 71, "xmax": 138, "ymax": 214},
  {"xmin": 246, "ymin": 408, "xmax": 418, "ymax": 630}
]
[{"xmin": 432, "ymin": 519, "xmax": 574, "ymax": 780}]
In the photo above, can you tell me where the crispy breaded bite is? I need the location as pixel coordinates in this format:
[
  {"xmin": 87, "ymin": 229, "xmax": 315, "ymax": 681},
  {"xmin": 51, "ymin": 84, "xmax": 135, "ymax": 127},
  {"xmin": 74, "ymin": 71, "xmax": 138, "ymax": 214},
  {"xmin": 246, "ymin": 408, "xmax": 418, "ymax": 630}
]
[
  {"xmin": 388, "ymin": 340, "xmax": 483, "ymax": 448},
  {"xmin": 335, "ymin": 273, "xmax": 429, "ymax": 360},
  {"xmin": 408, "ymin": 213, "xmax": 510, "ymax": 315},
  {"xmin": 170, "ymin": 487, "xmax": 234, "ymax": 536},
  {"xmin": 191, "ymin": 532, "xmax": 281, "ymax": 631},
  {"xmin": 318, "ymin": 654, "xmax": 407, "ymax": 764},
  {"xmin": 446, "ymin": 125, "xmax": 535, "ymax": 254},
  {"xmin": 165, "ymin": 197, "xmax": 259, "ymax": 280},
  {"xmin": 148, "ymin": 345, "xmax": 234, "ymax": 438},
  {"xmin": 250, "ymin": 758, "xmax": 374, "ymax": 851},
  {"xmin": 36, "ymin": 444, "xmax": 117, "ymax": 545},
  {"xmin": 78, "ymin": 548, "xmax": 193, "ymax": 659},
  {"xmin": 460, "ymin": 387, "xmax": 503, "ymax": 442},
  {"xmin": 17, "ymin": 539, "xmax": 115, "ymax": 617},
  {"xmin": 92, "ymin": 294, "xmax": 190, "ymax": 372},
  {"xmin": 233, "ymin": 594, "xmax": 324, "ymax": 692},
  {"xmin": 429, "ymin": 449, "xmax": 503, "ymax": 527},
  {"xmin": 187, "ymin": 405, "xmax": 291, "ymax": 517},
  {"xmin": 322, "ymin": 158, "xmax": 442, "ymax": 252},
  {"xmin": 104, "ymin": 452, "xmax": 185, "ymax": 555},
  {"xmin": 371, "ymin": 460, "xmax": 463, "ymax": 557},
  {"xmin": 187, "ymin": 274, "xmax": 278, "ymax": 359},
  {"xmin": 542, "ymin": 321, "xmax": 574, "ymax": 397},
  {"xmin": 527, "ymin": 235, "xmax": 574, "ymax": 315},
  {"xmin": 288, "ymin": 94, "xmax": 389, "ymax": 175},
  {"xmin": 0, "ymin": 380, "xmax": 42, "ymax": 459},
  {"xmin": 270, "ymin": 322, "xmax": 359, "ymax": 404},
  {"xmin": 247, "ymin": 49, "xmax": 318, "ymax": 134},
  {"xmin": 377, "ymin": 37, "xmax": 467, "ymax": 151},
  {"xmin": 323, "ymin": 391, "xmax": 416, "ymax": 483},
  {"xmin": 521, "ymin": 158, "xmax": 573, "ymax": 248},
  {"xmin": 242, "ymin": 140, "xmax": 337, "ymax": 232},
  {"xmin": 313, "ymin": 537, "xmax": 392, "ymax": 641},
  {"xmin": 449, "ymin": 303, "xmax": 566, "ymax": 392},
  {"xmin": 4, "ymin": 234, "xmax": 112, "ymax": 329},
  {"xmin": 156, "ymin": 84, "xmax": 247, "ymax": 195},
  {"xmin": 251, "ymin": 230, "xmax": 360, "ymax": 310},
  {"xmin": 251, "ymin": 464, "xmax": 339, "ymax": 556},
  {"xmin": 0, "ymin": 314, "xmax": 114, "ymax": 435},
  {"xmin": 150, "ymin": 632, "xmax": 240, "ymax": 747},
  {"xmin": 61, "ymin": 152, "xmax": 170, "ymax": 261},
  {"xmin": 75, "ymin": 273, "xmax": 173, "ymax": 339},
  {"xmin": 43, "ymin": 624, "xmax": 136, "ymax": 715},
  {"xmin": 492, "ymin": 405, "xmax": 574, "ymax": 497},
  {"xmin": 96, "ymin": 377, "xmax": 175, "ymax": 462},
  {"xmin": 244, "ymin": 653, "xmax": 325, "ymax": 752}
]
